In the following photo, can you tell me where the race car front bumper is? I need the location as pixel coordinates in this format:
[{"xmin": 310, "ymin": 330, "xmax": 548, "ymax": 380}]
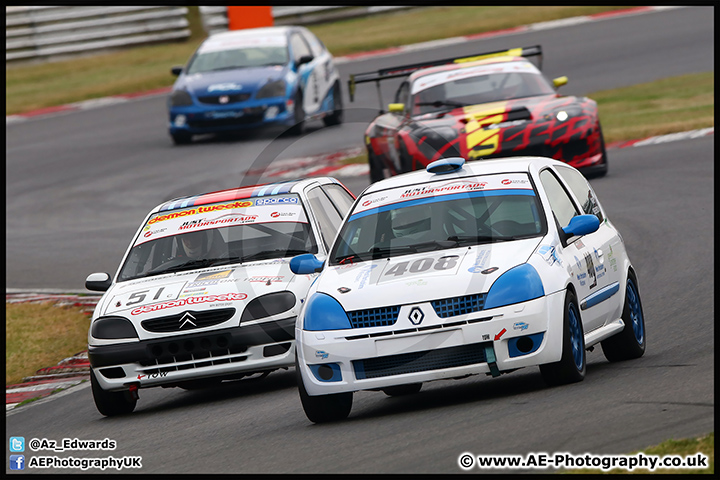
[
  {"xmin": 297, "ymin": 291, "xmax": 567, "ymax": 396},
  {"xmin": 168, "ymin": 98, "xmax": 294, "ymax": 135},
  {"xmin": 89, "ymin": 317, "xmax": 296, "ymax": 391}
]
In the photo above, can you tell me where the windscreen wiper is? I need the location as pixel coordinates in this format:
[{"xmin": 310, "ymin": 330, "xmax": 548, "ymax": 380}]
[
  {"xmin": 415, "ymin": 100, "xmax": 467, "ymax": 108},
  {"xmin": 447, "ymin": 235, "xmax": 511, "ymax": 245},
  {"xmin": 240, "ymin": 249, "xmax": 312, "ymax": 263}
]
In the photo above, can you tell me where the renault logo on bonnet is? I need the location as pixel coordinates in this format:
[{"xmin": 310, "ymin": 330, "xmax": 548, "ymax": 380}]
[
  {"xmin": 179, "ymin": 312, "xmax": 197, "ymax": 329},
  {"xmin": 408, "ymin": 307, "xmax": 424, "ymax": 325}
]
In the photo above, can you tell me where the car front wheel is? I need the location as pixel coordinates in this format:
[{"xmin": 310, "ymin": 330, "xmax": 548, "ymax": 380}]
[
  {"xmin": 90, "ymin": 370, "xmax": 136, "ymax": 416},
  {"xmin": 296, "ymin": 356, "xmax": 352, "ymax": 423},
  {"xmin": 323, "ymin": 81, "xmax": 343, "ymax": 127},
  {"xmin": 540, "ymin": 289, "xmax": 586, "ymax": 386},
  {"xmin": 171, "ymin": 132, "xmax": 192, "ymax": 145}
]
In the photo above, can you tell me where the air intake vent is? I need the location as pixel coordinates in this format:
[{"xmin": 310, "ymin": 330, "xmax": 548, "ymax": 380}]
[{"xmin": 141, "ymin": 308, "xmax": 235, "ymax": 332}]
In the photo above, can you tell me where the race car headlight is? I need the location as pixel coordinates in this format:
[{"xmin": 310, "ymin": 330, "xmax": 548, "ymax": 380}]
[
  {"xmin": 256, "ymin": 79, "xmax": 286, "ymax": 99},
  {"xmin": 241, "ymin": 291, "xmax": 296, "ymax": 322},
  {"xmin": 484, "ymin": 264, "xmax": 545, "ymax": 310},
  {"xmin": 169, "ymin": 89, "xmax": 193, "ymax": 107},
  {"xmin": 303, "ymin": 293, "xmax": 351, "ymax": 331},
  {"xmin": 91, "ymin": 316, "xmax": 139, "ymax": 339}
]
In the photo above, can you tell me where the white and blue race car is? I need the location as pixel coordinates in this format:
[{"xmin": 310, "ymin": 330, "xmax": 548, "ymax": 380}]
[
  {"xmin": 168, "ymin": 26, "xmax": 342, "ymax": 144},
  {"xmin": 85, "ymin": 177, "xmax": 355, "ymax": 416},
  {"xmin": 290, "ymin": 156, "xmax": 646, "ymax": 422}
]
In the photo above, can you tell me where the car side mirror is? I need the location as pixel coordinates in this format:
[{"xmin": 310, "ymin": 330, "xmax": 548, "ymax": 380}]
[
  {"xmin": 86, "ymin": 272, "xmax": 112, "ymax": 292},
  {"xmin": 553, "ymin": 76, "xmax": 568, "ymax": 89},
  {"xmin": 296, "ymin": 55, "xmax": 314, "ymax": 67},
  {"xmin": 388, "ymin": 103, "xmax": 405, "ymax": 114},
  {"xmin": 290, "ymin": 254, "xmax": 324, "ymax": 275},
  {"xmin": 171, "ymin": 66, "xmax": 183, "ymax": 76},
  {"xmin": 562, "ymin": 214, "xmax": 599, "ymax": 238}
]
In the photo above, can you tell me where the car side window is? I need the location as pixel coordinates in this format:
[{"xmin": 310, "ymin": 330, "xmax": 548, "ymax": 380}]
[
  {"xmin": 394, "ymin": 82, "xmax": 410, "ymax": 108},
  {"xmin": 539, "ymin": 169, "xmax": 580, "ymax": 228},
  {"xmin": 300, "ymin": 29, "xmax": 324, "ymax": 57},
  {"xmin": 322, "ymin": 184, "xmax": 355, "ymax": 218},
  {"xmin": 556, "ymin": 166, "xmax": 605, "ymax": 223},
  {"xmin": 290, "ymin": 33, "xmax": 312, "ymax": 63},
  {"xmin": 305, "ymin": 187, "xmax": 343, "ymax": 250}
]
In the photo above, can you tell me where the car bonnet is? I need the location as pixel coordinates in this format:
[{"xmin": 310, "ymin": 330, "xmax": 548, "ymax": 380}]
[
  {"xmin": 315, "ymin": 237, "xmax": 542, "ymax": 312},
  {"xmin": 178, "ymin": 65, "xmax": 289, "ymax": 96},
  {"xmin": 100, "ymin": 260, "xmax": 310, "ymax": 336}
]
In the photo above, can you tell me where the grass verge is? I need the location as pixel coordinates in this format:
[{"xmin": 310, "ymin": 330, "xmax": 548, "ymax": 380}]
[
  {"xmin": 5, "ymin": 302, "xmax": 91, "ymax": 385},
  {"xmin": 7, "ymin": 6, "xmax": 629, "ymax": 115}
]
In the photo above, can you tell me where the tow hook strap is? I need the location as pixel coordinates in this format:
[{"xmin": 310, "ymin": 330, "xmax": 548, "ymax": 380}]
[{"xmin": 484, "ymin": 345, "xmax": 501, "ymax": 377}]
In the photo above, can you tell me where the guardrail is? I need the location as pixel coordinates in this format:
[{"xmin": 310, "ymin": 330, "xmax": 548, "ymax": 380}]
[
  {"xmin": 6, "ymin": 6, "xmax": 416, "ymax": 64},
  {"xmin": 200, "ymin": 6, "xmax": 415, "ymax": 36},
  {"xmin": 6, "ymin": 6, "xmax": 190, "ymax": 63}
]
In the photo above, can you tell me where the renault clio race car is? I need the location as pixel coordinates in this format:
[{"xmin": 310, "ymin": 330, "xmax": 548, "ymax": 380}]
[
  {"xmin": 290, "ymin": 156, "xmax": 645, "ymax": 423},
  {"xmin": 85, "ymin": 178, "xmax": 355, "ymax": 416},
  {"xmin": 168, "ymin": 26, "xmax": 343, "ymax": 144},
  {"xmin": 349, "ymin": 46, "xmax": 608, "ymax": 182}
]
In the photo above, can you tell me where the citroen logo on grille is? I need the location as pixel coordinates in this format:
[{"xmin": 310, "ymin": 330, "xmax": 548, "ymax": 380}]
[
  {"xmin": 408, "ymin": 307, "xmax": 424, "ymax": 325},
  {"xmin": 218, "ymin": 95, "xmax": 229, "ymax": 104},
  {"xmin": 179, "ymin": 312, "xmax": 197, "ymax": 329}
]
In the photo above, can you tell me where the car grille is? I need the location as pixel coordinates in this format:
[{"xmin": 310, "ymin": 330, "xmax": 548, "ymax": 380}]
[
  {"xmin": 188, "ymin": 114, "xmax": 265, "ymax": 128},
  {"xmin": 347, "ymin": 306, "xmax": 400, "ymax": 328},
  {"xmin": 197, "ymin": 93, "xmax": 252, "ymax": 104},
  {"xmin": 141, "ymin": 308, "xmax": 235, "ymax": 333},
  {"xmin": 431, "ymin": 293, "xmax": 487, "ymax": 318},
  {"xmin": 353, "ymin": 341, "xmax": 491, "ymax": 379},
  {"xmin": 139, "ymin": 331, "xmax": 250, "ymax": 373}
]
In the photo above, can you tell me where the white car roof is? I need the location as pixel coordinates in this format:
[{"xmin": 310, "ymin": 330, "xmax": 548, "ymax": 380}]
[
  {"xmin": 149, "ymin": 177, "xmax": 343, "ymax": 216},
  {"xmin": 206, "ymin": 26, "xmax": 293, "ymax": 42},
  {"xmin": 363, "ymin": 156, "xmax": 569, "ymax": 195}
]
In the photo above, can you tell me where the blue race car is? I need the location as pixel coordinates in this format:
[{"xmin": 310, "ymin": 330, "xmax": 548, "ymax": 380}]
[{"xmin": 168, "ymin": 26, "xmax": 343, "ymax": 144}]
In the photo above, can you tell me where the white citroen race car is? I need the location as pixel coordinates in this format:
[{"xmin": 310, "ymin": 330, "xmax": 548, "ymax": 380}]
[
  {"xmin": 85, "ymin": 177, "xmax": 355, "ymax": 416},
  {"xmin": 290, "ymin": 156, "xmax": 646, "ymax": 423}
]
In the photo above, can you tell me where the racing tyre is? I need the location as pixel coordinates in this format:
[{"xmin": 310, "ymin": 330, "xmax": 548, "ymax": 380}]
[
  {"xmin": 288, "ymin": 91, "xmax": 306, "ymax": 136},
  {"xmin": 584, "ymin": 125, "xmax": 608, "ymax": 178},
  {"xmin": 398, "ymin": 142, "xmax": 414, "ymax": 174},
  {"xmin": 171, "ymin": 132, "xmax": 192, "ymax": 145},
  {"xmin": 90, "ymin": 370, "xmax": 136, "ymax": 416},
  {"xmin": 368, "ymin": 149, "xmax": 385, "ymax": 183},
  {"xmin": 600, "ymin": 271, "xmax": 646, "ymax": 362},
  {"xmin": 323, "ymin": 81, "xmax": 343, "ymax": 127},
  {"xmin": 382, "ymin": 383, "xmax": 422, "ymax": 397},
  {"xmin": 296, "ymin": 356, "xmax": 352, "ymax": 423},
  {"xmin": 540, "ymin": 289, "xmax": 586, "ymax": 386}
]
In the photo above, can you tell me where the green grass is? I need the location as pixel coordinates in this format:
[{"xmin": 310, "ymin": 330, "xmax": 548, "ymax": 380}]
[
  {"xmin": 6, "ymin": 6, "xmax": 628, "ymax": 116},
  {"xmin": 593, "ymin": 72, "xmax": 714, "ymax": 142},
  {"xmin": 5, "ymin": 302, "xmax": 91, "ymax": 385}
]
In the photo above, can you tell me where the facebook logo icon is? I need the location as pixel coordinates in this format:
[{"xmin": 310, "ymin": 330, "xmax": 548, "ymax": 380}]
[
  {"xmin": 10, "ymin": 437, "xmax": 25, "ymax": 452},
  {"xmin": 10, "ymin": 455, "xmax": 25, "ymax": 470}
]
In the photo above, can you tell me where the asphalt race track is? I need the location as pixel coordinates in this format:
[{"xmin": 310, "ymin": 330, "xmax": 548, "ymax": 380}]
[{"xmin": 5, "ymin": 7, "xmax": 714, "ymax": 474}]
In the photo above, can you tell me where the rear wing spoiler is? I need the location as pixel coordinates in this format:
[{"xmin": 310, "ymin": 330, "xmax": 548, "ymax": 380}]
[{"xmin": 348, "ymin": 45, "xmax": 543, "ymax": 103}]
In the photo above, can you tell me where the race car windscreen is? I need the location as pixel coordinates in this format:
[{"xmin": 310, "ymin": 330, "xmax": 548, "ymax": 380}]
[
  {"xmin": 117, "ymin": 194, "xmax": 317, "ymax": 282},
  {"xmin": 330, "ymin": 174, "xmax": 547, "ymax": 265},
  {"xmin": 411, "ymin": 60, "xmax": 555, "ymax": 115},
  {"xmin": 187, "ymin": 36, "xmax": 289, "ymax": 74}
]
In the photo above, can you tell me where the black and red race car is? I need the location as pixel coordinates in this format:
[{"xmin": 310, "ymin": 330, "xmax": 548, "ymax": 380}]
[{"xmin": 349, "ymin": 46, "xmax": 608, "ymax": 182}]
